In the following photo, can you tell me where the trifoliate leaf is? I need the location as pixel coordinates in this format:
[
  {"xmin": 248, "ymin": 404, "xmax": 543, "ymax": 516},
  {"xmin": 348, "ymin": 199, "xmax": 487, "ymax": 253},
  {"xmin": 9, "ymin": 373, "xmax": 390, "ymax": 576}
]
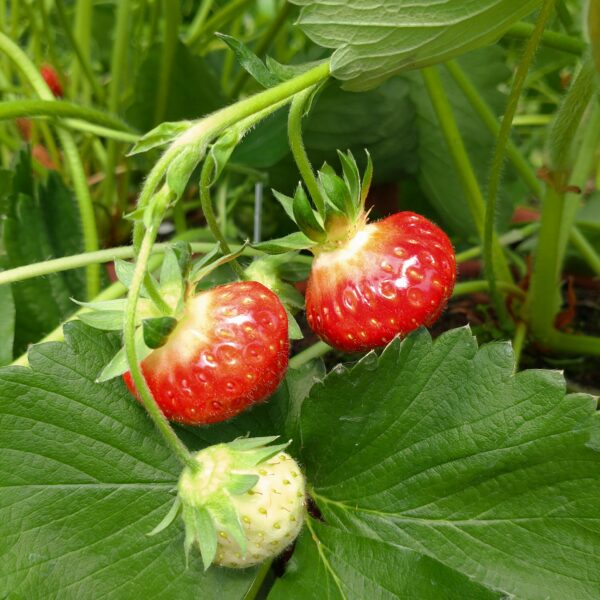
[
  {"xmin": 142, "ymin": 316, "xmax": 178, "ymax": 349},
  {"xmin": 299, "ymin": 327, "xmax": 600, "ymax": 600},
  {"xmin": 127, "ymin": 121, "xmax": 191, "ymax": 156},
  {"xmin": 216, "ymin": 33, "xmax": 280, "ymax": 89}
]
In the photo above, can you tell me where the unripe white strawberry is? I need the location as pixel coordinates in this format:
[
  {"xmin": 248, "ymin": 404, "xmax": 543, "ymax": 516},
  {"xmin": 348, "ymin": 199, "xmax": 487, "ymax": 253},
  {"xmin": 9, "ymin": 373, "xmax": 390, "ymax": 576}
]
[{"xmin": 151, "ymin": 436, "xmax": 305, "ymax": 570}]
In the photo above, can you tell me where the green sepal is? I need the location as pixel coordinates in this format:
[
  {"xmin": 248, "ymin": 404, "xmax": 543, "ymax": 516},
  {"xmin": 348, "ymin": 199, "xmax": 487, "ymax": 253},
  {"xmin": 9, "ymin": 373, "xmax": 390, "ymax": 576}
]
[
  {"xmin": 360, "ymin": 150, "xmax": 373, "ymax": 213},
  {"xmin": 318, "ymin": 163, "xmax": 353, "ymax": 216},
  {"xmin": 189, "ymin": 243, "xmax": 222, "ymax": 280},
  {"xmin": 272, "ymin": 189, "xmax": 296, "ymax": 223},
  {"xmin": 253, "ymin": 231, "xmax": 317, "ymax": 254},
  {"xmin": 72, "ymin": 298, "xmax": 129, "ymax": 311},
  {"xmin": 127, "ymin": 121, "xmax": 191, "ymax": 156},
  {"xmin": 228, "ymin": 436, "xmax": 281, "ymax": 451},
  {"xmin": 208, "ymin": 499, "xmax": 247, "ymax": 557},
  {"xmin": 190, "ymin": 243, "xmax": 247, "ymax": 285},
  {"xmin": 207, "ymin": 130, "xmax": 241, "ymax": 185},
  {"xmin": 114, "ymin": 259, "xmax": 158, "ymax": 298},
  {"xmin": 216, "ymin": 33, "xmax": 279, "ymax": 88},
  {"xmin": 171, "ymin": 241, "xmax": 193, "ymax": 278},
  {"xmin": 148, "ymin": 497, "xmax": 181, "ymax": 537},
  {"xmin": 96, "ymin": 328, "xmax": 152, "ymax": 382},
  {"xmin": 167, "ymin": 142, "xmax": 205, "ymax": 200},
  {"xmin": 78, "ymin": 310, "xmax": 124, "ymax": 331},
  {"xmin": 142, "ymin": 316, "xmax": 178, "ymax": 349},
  {"xmin": 226, "ymin": 473, "xmax": 260, "ymax": 495},
  {"xmin": 337, "ymin": 150, "xmax": 361, "ymax": 213},
  {"xmin": 286, "ymin": 308, "xmax": 304, "ymax": 340},
  {"xmin": 159, "ymin": 247, "xmax": 184, "ymax": 309},
  {"xmin": 182, "ymin": 504, "xmax": 218, "ymax": 571},
  {"xmin": 122, "ymin": 206, "xmax": 146, "ymax": 222},
  {"xmin": 292, "ymin": 184, "xmax": 327, "ymax": 242},
  {"xmin": 265, "ymin": 56, "xmax": 326, "ymax": 82},
  {"xmin": 234, "ymin": 442, "xmax": 290, "ymax": 469}
]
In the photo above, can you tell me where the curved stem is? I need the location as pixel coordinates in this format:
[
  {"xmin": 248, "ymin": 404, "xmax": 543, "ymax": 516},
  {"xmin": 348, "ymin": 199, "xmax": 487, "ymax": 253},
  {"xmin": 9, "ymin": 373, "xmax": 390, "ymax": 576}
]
[
  {"xmin": 504, "ymin": 22, "xmax": 585, "ymax": 55},
  {"xmin": 289, "ymin": 341, "xmax": 331, "ymax": 369},
  {"xmin": 288, "ymin": 86, "xmax": 325, "ymax": 216},
  {"xmin": 0, "ymin": 99, "xmax": 136, "ymax": 133},
  {"xmin": 184, "ymin": 0, "xmax": 214, "ymax": 46},
  {"xmin": 483, "ymin": 0, "xmax": 555, "ymax": 329},
  {"xmin": 199, "ymin": 159, "xmax": 246, "ymax": 279},
  {"xmin": 124, "ymin": 223, "xmax": 194, "ymax": 468}
]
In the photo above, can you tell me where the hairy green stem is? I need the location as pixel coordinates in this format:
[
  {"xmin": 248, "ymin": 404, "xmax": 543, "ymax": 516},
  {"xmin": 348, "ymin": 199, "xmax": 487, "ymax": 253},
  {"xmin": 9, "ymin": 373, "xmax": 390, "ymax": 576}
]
[
  {"xmin": 0, "ymin": 32, "xmax": 101, "ymax": 299},
  {"xmin": 124, "ymin": 223, "xmax": 194, "ymax": 467},
  {"xmin": 421, "ymin": 66, "xmax": 512, "ymax": 284},
  {"xmin": 288, "ymin": 86, "xmax": 326, "ymax": 216},
  {"xmin": 483, "ymin": 0, "xmax": 555, "ymax": 329},
  {"xmin": 504, "ymin": 22, "xmax": 585, "ymax": 55},
  {"xmin": 199, "ymin": 160, "xmax": 246, "ymax": 279}
]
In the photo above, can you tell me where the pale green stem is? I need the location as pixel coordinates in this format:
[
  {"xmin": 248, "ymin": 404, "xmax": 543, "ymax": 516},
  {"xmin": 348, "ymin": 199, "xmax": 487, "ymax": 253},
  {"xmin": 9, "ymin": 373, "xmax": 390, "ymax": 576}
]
[
  {"xmin": 504, "ymin": 22, "xmax": 585, "ymax": 54},
  {"xmin": 289, "ymin": 341, "xmax": 331, "ymax": 369},
  {"xmin": 184, "ymin": 0, "xmax": 214, "ymax": 46}
]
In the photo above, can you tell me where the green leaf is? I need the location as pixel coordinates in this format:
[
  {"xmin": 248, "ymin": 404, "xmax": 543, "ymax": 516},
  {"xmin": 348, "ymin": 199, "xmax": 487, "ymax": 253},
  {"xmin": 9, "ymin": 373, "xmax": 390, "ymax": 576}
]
[
  {"xmin": 142, "ymin": 316, "xmax": 178, "ymax": 349},
  {"xmin": 265, "ymin": 57, "xmax": 326, "ymax": 82},
  {"xmin": 216, "ymin": 33, "xmax": 280, "ymax": 88},
  {"xmin": 299, "ymin": 327, "xmax": 600, "ymax": 599},
  {"xmin": 0, "ymin": 282, "xmax": 15, "ymax": 366},
  {"xmin": 128, "ymin": 121, "xmax": 191, "ymax": 156},
  {"xmin": 1, "ymin": 152, "xmax": 86, "ymax": 354},
  {"xmin": 96, "ymin": 327, "xmax": 152, "ymax": 382},
  {"xmin": 359, "ymin": 150, "xmax": 373, "ymax": 210},
  {"xmin": 270, "ymin": 520, "xmax": 500, "ymax": 599},
  {"xmin": 292, "ymin": 185, "xmax": 327, "ymax": 242},
  {"xmin": 208, "ymin": 130, "xmax": 241, "ymax": 185},
  {"xmin": 253, "ymin": 232, "xmax": 317, "ymax": 254},
  {"xmin": 125, "ymin": 41, "xmax": 224, "ymax": 132},
  {"xmin": 272, "ymin": 189, "xmax": 296, "ymax": 223},
  {"xmin": 0, "ymin": 322, "xmax": 258, "ymax": 596},
  {"xmin": 286, "ymin": 309, "xmax": 304, "ymax": 341},
  {"xmin": 291, "ymin": 0, "xmax": 542, "ymax": 91}
]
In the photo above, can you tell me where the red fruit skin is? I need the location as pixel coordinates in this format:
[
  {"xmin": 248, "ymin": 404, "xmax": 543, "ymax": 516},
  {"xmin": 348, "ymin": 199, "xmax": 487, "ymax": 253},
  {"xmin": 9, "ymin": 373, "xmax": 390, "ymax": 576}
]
[
  {"xmin": 40, "ymin": 65, "xmax": 63, "ymax": 98},
  {"xmin": 123, "ymin": 281, "xmax": 289, "ymax": 425},
  {"xmin": 305, "ymin": 212, "xmax": 456, "ymax": 352}
]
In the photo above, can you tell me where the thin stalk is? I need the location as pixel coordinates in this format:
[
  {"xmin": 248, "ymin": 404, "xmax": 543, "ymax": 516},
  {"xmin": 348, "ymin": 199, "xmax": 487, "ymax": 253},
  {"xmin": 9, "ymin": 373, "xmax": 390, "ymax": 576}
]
[
  {"xmin": 504, "ymin": 22, "xmax": 585, "ymax": 55},
  {"xmin": 289, "ymin": 341, "xmax": 331, "ymax": 369},
  {"xmin": 483, "ymin": 0, "xmax": 555, "ymax": 330},
  {"xmin": 104, "ymin": 0, "xmax": 132, "ymax": 211},
  {"xmin": 0, "ymin": 99, "xmax": 137, "ymax": 133},
  {"xmin": 184, "ymin": 0, "xmax": 214, "ymax": 46},
  {"xmin": 185, "ymin": 0, "xmax": 253, "ymax": 46},
  {"xmin": 0, "ymin": 32, "xmax": 101, "ymax": 299},
  {"xmin": 200, "ymin": 159, "xmax": 246, "ymax": 279},
  {"xmin": 54, "ymin": 0, "xmax": 105, "ymax": 102},
  {"xmin": 71, "ymin": 0, "xmax": 93, "ymax": 101},
  {"xmin": 154, "ymin": 0, "xmax": 180, "ymax": 126},
  {"xmin": 452, "ymin": 280, "xmax": 526, "ymax": 300},
  {"xmin": 228, "ymin": 1, "xmax": 293, "ymax": 97},
  {"xmin": 421, "ymin": 66, "xmax": 512, "ymax": 284},
  {"xmin": 64, "ymin": 121, "xmax": 139, "ymax": 142},
  {"xmin": 124, "ymin": 223, "xmax": 194, "ymax": 468},
  {"xmin": 570, "ymin": 226, "xmax": 600, "ymax": 275},
  {"xmin": 288, "ymin": 86, "xmax": 325, "ymax": 216},
  {"xmin": 546, "ymin": 330, "xmax": 600, "ymax": 356},
  {"xmin": 512, "ymin": 321, "xmax": 528, "ymax": 366}
]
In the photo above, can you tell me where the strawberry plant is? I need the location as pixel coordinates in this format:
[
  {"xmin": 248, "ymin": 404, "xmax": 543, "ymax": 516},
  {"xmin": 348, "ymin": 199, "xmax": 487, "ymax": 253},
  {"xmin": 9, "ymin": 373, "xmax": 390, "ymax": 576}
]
[{"xmin": 1, "ymin": 1, "xmax": 600, "ymax": 598}]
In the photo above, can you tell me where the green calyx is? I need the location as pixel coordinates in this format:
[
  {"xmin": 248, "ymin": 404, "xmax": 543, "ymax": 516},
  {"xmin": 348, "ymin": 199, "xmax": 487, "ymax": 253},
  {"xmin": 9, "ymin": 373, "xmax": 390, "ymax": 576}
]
[
  {"xmin": 257, "ymin": 149, "xmax": 373, "ymax": 255},
  {"xmin": 150, "ymin": 436, "xmax": 289, "ymax": 570}
]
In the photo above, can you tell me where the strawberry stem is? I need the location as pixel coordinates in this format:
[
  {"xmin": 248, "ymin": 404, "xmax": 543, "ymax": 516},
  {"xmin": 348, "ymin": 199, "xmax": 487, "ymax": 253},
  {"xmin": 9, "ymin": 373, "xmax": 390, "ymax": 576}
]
[{"xmin": 288, "ymin": 85, "xmax": 326, "ymax": 218}]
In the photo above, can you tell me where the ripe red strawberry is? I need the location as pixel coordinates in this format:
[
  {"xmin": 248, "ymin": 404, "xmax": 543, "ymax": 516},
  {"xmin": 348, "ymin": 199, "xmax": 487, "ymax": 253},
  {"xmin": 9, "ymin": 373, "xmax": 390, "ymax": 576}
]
[
  {"xmin": 305, "ymin": 211, "xmax": 456, "ymax": 352},
  {"xmin": 123, "ymin": 281, "xmax": 289, "ymax": 424},
  {"xmin": 40, "ymin": 64, "xmax": 63, "ymax": 98}
]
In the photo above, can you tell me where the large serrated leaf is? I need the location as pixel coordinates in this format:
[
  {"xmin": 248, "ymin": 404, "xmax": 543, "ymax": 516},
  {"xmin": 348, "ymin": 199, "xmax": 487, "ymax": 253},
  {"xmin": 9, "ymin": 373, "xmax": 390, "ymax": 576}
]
[
  {"xmin": 298, "ymin": 327, "xmax": 600, "ymax": 600},
  {"xmin": 291, "ymin": 0, "xmax": 542, "ymax": 91},
  {"xmin": 0, "ymin": 322, "xmax": 259, "ymax": 597},
  {"xmin": 269, "ymin": 521, "xmax": 500, "ymax": 599}
]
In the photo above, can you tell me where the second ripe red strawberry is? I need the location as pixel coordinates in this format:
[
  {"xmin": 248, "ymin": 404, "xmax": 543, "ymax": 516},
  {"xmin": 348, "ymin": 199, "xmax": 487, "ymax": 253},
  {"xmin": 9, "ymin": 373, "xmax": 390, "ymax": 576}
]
[{"xmin": 124, "ymin": 281, "xmax": 289, "ymax": 424}]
